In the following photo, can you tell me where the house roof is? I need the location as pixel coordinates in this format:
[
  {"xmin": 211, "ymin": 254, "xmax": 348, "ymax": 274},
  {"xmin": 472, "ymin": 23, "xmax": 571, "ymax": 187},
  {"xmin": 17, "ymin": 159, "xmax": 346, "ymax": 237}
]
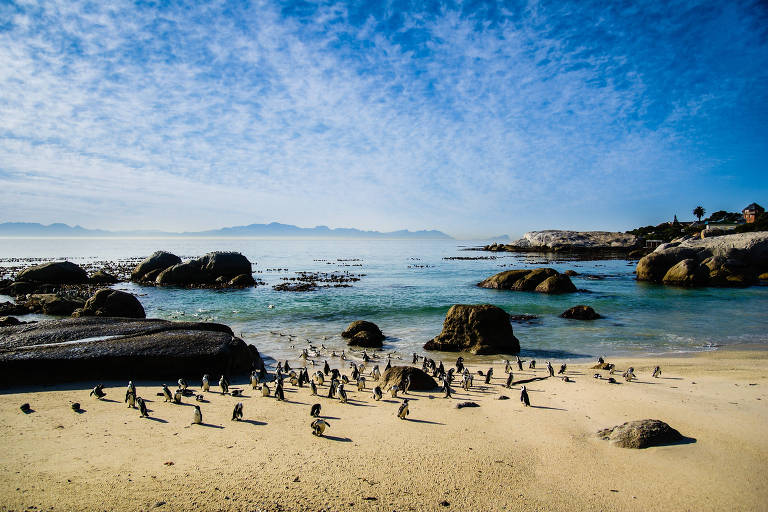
[{"xmin": 743, "ymin": 202, "xmax": 764, "ymax": 212}]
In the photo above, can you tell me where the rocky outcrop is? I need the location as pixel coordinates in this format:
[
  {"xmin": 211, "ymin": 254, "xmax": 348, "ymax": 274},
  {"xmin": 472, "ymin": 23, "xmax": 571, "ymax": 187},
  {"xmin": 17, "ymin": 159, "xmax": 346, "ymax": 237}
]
[
  {"xmin": 156, "ymin": 252, "xmax": 253, "ymax": 286},
  {"xmin": 478, "ymin": 268, "xmax": 576, "ymax": 294},
  {"xmin": 560, "ymin": 305, "xmax": 601, "ymax": 320},
  {"xmin": 72, "ymin": 289, "xmax": 145, "ymax": 318},
  {"xmin": 636, "ymin": 232, "xmax": 768, "ymax": 287},
  {"xmin": 342, "ymin": 321, "xmax": 384, "ymax": 347},
  {"xmin": 131, "ymin": 251, "xmax": 182, "ymax": 282},
  {"xmin": 485, "ymin": 231, "xmax": 640, "ymax": 254},
  {"xmin": 16, "ymin": 261, "xmax": 89, "ymax": 284},
  {"xmin": 25, "ymin": 294, "xmax": 84, "ymax": 316},
  {"xmin": 89, "ymin": 270, "xmax": 118, "ymax": 284},
  {"xmin": 379, "ymin": 366, "xmax": 437, "ymax": 391},
  {"xmin": 424, "ymin": 304, "xmax": 520, "ymax": 355},
  {"xmin": 0, "ymin": 317, "xmax": 261, "ymax": 385},
  {"xmin": 597, "ymin": 419, "xmax": 686, "ymax": 448},
  {"xmin": 0, "ymin": 302, "xmax": 30, "ymax": 316}
]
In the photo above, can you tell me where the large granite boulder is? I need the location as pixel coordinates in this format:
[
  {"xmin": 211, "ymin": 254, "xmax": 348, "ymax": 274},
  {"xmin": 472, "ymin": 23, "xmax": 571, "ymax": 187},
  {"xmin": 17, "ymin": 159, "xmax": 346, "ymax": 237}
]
[
  {"xmin": 424, "ymin": 304, "xmax": 520, "ymax": 355},
  {"xmin": 0, "ymin": 317, "xmax": 262, "ymax": 385},
  {"xmin": 16, "ymin": 261, "xmax": 88, "ymax": 284},
  {"xmin": 25, "ymin": 294, "xmax": 84, "ymax": 316},
  {"xmin": 73, "ymin": 289, "xmax": 145, "ymax": 318},
  {"xmin": 342, "ymin": 321, "xmax": 384, "ymax": 347},
  {"xmin": 484, "ymin": 231, "xmax": 641, "ymax": 254},
  {"xmin": 379, "ymin": 366, "xmax": 438, "ymax": 391},
  {"xmin": 597, "ymin": 419, "xmax": 685, "ymax": 449},
  {"xmin": 131, "ymin": 251, "xmax": 182, "ymax": 282},
  {"xmin": 90, "ymin": 270, "xmax": 118, "ymax": 284},
  {"xmin": 560, "ymin": 305, "xmax": 601, "ymax": 320},
  {"xmin": 662, "ymin": 259, "xmax": 710, "ymax": 286},
  {"xmin": 478, "ymin": 268, "xmax": 575, "ymax": 293},
  {"xmin": 156, "ymin": 252, "xmax": 252, "ymax": 286}
]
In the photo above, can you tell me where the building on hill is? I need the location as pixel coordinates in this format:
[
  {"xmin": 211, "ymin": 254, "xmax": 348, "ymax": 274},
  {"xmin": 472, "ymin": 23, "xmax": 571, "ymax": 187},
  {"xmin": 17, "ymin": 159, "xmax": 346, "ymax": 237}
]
[{"xmin": 742, "ymin": 203, "xmax": 764, "ymax": 223}]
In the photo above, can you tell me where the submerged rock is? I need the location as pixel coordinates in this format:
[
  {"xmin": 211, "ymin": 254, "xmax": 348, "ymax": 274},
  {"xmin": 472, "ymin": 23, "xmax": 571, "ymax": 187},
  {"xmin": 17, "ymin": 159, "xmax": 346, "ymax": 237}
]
[
  {"xmin": 424, "ymin": 304, "xmax": 520, "ymax": 355},
  {"xmin": 17, "ymin": 261, "xmax": 89, "ymax": 284},
  {"xmin": 72, "ymin": 289, "xmax": 145, "ymax": 318},
  {"xmin": 342, "ymin": 321, "xmax": 384, "ymax": 347},
  {"xmin": 597, "ymin": 419, "xmax": 685, "ymax": 448},
  {"xmin": 379, "ymin": 366, "xmax": 437, "ymax": 391},
  {"xmin": 478, "ymin": 268, "xmax": 576, "ymax": 294},
  {"xmin": 560, "ymin": 305, "xmax": 601, "ymax": 320}
]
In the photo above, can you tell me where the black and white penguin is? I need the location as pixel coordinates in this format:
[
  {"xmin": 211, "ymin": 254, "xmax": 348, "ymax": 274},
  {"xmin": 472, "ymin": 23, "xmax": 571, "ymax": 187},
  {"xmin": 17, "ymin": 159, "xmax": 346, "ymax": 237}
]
[
  {"xmin": 397, "ymin": 399, "xmax": 409, "ymax": 419},
  {"xmin": 173, "ymin": 389, "xmax": 182, "ymax": 404},
  {"xmin": 232, "ymin": 402, "xmax": 243, "ymax": 421},
  {"xmin": 219, "ymin": 375, "xmax": 229, "ymax": 394},
  {"xmin": 338, "ymin": 383, "xmax": 348, "ymax": 404},
  {"xmin": 310, "ymin": 403, "xmax": 321, "ymax": 417},
  {"xmin": 357, "ymin": 377, "xmax": 366, "ymax": 391},
  {"xmin": 456, "ymin": 357, "xmax": 464, "ymax": 374},
  {"xmin": 652, "ymin": 366, "xmax": 662, "ymax": 378},
  {"xmin": 250, "ymin": 371, "xmax": 259, "ymax": 389},
  {"xmin": 323, "ymin": 360, "xmax": 330, "ymax": 375},
  {"xmin": 529, "ymin": 360, "xmax": 536, "ymax": 369},
  {"xmin": 516, "ymin": 356, "xmax": 523, "ymax": 371},
  {"xmin": 311, "ymin": 418, "xmax": 330, "ymax": 436},
  {"xmin": 127, "ymin": 381, "xmax": 136, "ymax": 397},
  {"xmin": 178, "ymin": 378, "xmax": 188, "ymax": 391},
  {"xmin": 162, "ymin": 384, "xmax": 172, "ymax": 402},
  {"xmin": 385, "ymin": 358, "xmax": 391, "ymax": 372},
  {"xmin": 443, "ymin": 379, "xmax": 452, "ymax": 398},
  {"xmin": 90, "ymin": 384, "xmax": 106, "ymax": 399},
  {"xmin": 505, "ymin": 372, "xmax": 514, "ymax": 389},
  {"xmin": 390, "ymin": 385, "xmax": 399, "ymax": 398},
  {"xmin": 520, "ymin": 385, "xmax": 530, "ymax": 407},
  {"xmin": 484, "ymin": 368, "xmax": 493, "ymax": 384},
  {"xmin": 547, "ymin": 362, "xmax": 554, "ymax": 377},
  {"xmin": 404, "ymin": 375, "xmax": 412, "ymax": 395},
  {"xmin": 558, "ymin": 364, "xmax": 567, "ymax": 375},
  {"xmin": 372, "ymin": 386, "xmax": 383, "ymax": 401},
  {"xmin": 192, "ymin": 404, "xmax": 202, "ymax": 424},
  {"xmin": 314, "ymin": 371, "xmax": 325, "ymax": 386},
  {"xmin": 275, "ymin": 380, "xmax": 285, "ymax": 401},
  {"xmin": 622, "ymin": 367, "xmax": 636, "ymax": 382},
  {"xmin": 310, "ymin": 380, "xmax": 318, "ymax": 396},
  {"xmin": 125, "ymin": 388, "xmax": 136, "ymax": 408},
  {"xmin": 202, "ymin": 374, "xmax": 210, "ymax": 392},
  {"xmin": 412, "ymin": 353, "xmax": 418, "ymax": 364},
  {"xmin": 341, "ymin": 374, "xmax": 349, "ymax": 385},
  {"xmin": 137, "ymin": 397, "xmax": 149, "ymax": 417},
  {"xmin": 372, "ymin": 365, "xmax": 381, "ymax": 381},
  {"xmin": 261, "ymin": 383, "xmax": 270, "ymax": 397}
]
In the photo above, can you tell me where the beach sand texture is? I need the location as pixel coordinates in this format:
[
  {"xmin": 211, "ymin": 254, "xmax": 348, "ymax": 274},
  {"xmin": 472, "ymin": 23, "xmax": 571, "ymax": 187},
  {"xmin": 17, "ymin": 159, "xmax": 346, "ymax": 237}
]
[{"xmin": 1, "ymin": 351, "xmax": 767, "ymax": 511}]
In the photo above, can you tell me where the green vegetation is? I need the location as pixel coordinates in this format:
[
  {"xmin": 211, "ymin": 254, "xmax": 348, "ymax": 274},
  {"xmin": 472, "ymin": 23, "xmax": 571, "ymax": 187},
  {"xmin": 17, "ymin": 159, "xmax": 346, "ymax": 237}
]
[
  {"xmin": 693, "ymin": 206, "xmax": 706, "ymax": 221},
  {"xmin": 627, "ymin": 222, "xmax": 699, "ymax": 242},
  {"xmin": 708, "ymin": 210, "xmax": 743, "ymax": 223},
  {"xmin": 735, "ymin": 212, "xmax": 768, "ymax": 233}
]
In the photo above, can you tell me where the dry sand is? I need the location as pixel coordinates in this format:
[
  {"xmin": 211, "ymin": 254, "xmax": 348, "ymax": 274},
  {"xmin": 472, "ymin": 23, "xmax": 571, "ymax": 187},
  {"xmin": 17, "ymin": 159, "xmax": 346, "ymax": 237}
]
[{"xmin": 1, "ymin": 349, "xmax": 767, "ymax": 512}]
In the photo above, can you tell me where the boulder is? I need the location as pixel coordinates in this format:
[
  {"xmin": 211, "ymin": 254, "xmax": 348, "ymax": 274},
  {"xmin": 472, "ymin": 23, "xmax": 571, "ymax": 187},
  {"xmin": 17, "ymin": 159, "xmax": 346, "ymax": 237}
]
[
  {"xmin": 379, "ymin": 366, "xmax": 437, "ymax": 391},
  {"xmin": 90, "ymin": 270, "xmax": 118, "ymax": 284},
  {"xmin": 26, "ymin": 294, "xmax": 84, "ymax": 316},
  {"xmin": 478, "ymin": 268, "xmax": 575, "ymax": 294},
  {"xmin": 662, "ymin": 259, "xmax": 710, "ymax": 286},
  {"xmin": 564, "ymin": 270, "xmax": 579, "ymax": 276},
  {"xmin": 73, "ymin": 289, "xmax": 145, "ymax": 318},
  {"xmin": 228, "ymin": 274, "xmax": 256, "ymax": 287},
  {"xmin": 424, "ymin": 304, "xmax": 520, "ymax": 355},
  {"xmin": 0, "ymin": 302, "xmax": 30, "ymax": 316},
  {"xmin": 342, "ymin": 321, "xmax": 384, "ymax": 347},
  {"xmin": 560, "ymin": 305, "xmax": 601, "ymax": 320},
  {"xmin": 597, "ymin": 419, "xmax": 685, "ymax": 449},
  {"xmin": 0, "ymin": 316, "xmax": 22, "ymax": 326},
  {"xmin": 156, "ymin": 252, "xmax": 253, "ymax": 286},
  {"xmin": 0, "ymin": 317, "xmax": 262, "ymax": 385},
  {"xmin": 131, "ymin": 251, "xmax": 182, "ymax": 281},
  {"xmin": 535, "ymin": 274, "xmax": 577, "ymax": 294},
  {"xmin": 16, "ymin": 261, "xmax": 89, "ymax": 284}
]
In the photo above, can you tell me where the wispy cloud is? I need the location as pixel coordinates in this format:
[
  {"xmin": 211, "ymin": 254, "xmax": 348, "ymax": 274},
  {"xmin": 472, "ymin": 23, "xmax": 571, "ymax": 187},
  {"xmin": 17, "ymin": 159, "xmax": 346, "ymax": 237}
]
[{"xmin": 1, "ymin": 0, "xmax": 766, "ymax": 237}]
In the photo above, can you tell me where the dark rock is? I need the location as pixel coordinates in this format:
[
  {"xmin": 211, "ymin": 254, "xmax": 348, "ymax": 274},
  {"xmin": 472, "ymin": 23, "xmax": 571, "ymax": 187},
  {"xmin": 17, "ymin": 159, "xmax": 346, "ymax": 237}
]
[
  {"xmin": 597, "ymin": 419, "xmax": 685, "ymax": 448},
  {"xmin": 156, "ymin": 252, "xmax": 252, "ymax": 286},
  {"xmin": 509, "ymin": 314, "xmax": 539, "ymax": 324},
  {"xmin": 90, "ymin": 271, "xmax": 118, "ymax": 284},
  {"xmin": 72, "ymin": 289, "xmax": 145, "ymax": 319},
  {"xmin": 0, "ymin": 302, "xmax": 30, "ymax": 316},
  {"xmin": 478, "ymin": 268, "xmax": 575, "ymax": 294},
  {"xmin": 0, "ymin": 317, "xmax": 262, "ymax": 385},
  {"xmin": 273, "ymin": 282, "xmax": 317, "ymax": 292},
  {"xmin": 564, "ymin": 270, "xmax": 579, "ymax": 276},
  {"xmin": 228, "ymin": 274, "xmax": 255, "ymax": 287},
  {"xmin": 560, "ymin": 305, "xmax": 602, "ymax": 320},
  {"xmin": 424, "ymin": 304, "xmax": 520, "ymax": 355},
  {"xmin": 131, "ymin": 251, "xmax": 182, "ymax": 282},
  {"xmin": 342, "ymin": 321, "xmax": 384, "ymax": 347},
  {"xmin": 26, "ymin": 294, "xmax": 84, "ymax": 316},
  {"xmin": 534, "ymin": 274, "xmax": 577, "ymax": 294},
  {"xmin": 16, "ymin": 261, "xmax": 89, "ymax": 284},
  {"xmin": 0, "ymin": 316, "xmax": 22, "ymax": 326},
  {"xmin": 379, "ymin": 366, "xmax": 438, "ymax": 391},
  {"xmin": 455, "ymin": 401, "xmax": 480, "ymax": 408}
]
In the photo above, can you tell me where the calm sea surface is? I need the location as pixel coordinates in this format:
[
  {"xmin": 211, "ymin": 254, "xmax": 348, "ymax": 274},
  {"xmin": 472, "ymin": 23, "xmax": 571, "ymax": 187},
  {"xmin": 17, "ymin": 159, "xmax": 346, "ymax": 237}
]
[{"xmin": 2, "ymin": 238, "xmax": 767, "ymax": 364}]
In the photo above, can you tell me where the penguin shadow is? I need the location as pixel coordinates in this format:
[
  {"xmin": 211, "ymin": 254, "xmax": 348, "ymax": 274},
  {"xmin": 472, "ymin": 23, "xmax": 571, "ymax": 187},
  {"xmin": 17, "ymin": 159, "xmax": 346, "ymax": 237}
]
[
  {"xmin": 240, "ymin": 419, "xmax": 266, "ymax": 426},
  {"xmin": 321, "ymin": 435, "xmax": 352, "ymax": 442},
  {"xmin": 661, "ymin": 435, "xmax": 697, "ymax": 447},
  {"xmin": 21, "ymin": 408, "xmax": 35, "ymax": 414},
  {"xmin": 143, "ymin": 416, "xmax": 168, "ymax": 423},
  {"xmin": 404, "ymin": 418, "xmax": 445, "ymax": 425},
  {"xmin": 661, "ymin": 377, "xmax": 684, "ymax": 381},
  {"xmin": 195, "ymin": 423, "xmax": 225, "ymax": 429},
  {"xmin": 97, "ymin": 398, "xmax": 120, "ymax": 403},
  {"xmin": 319, "ymin": 415, "xmax": 340, "ymax": 420},
  {"xmin": 529, "ymin": 405, "xmax": 567, "ymax": 411},
  {"xmin": 343, "ymin": 400, "xmax": 373, "ymax": 407},
  {"xmin": 73, "ymin": 408, "xmax": 86, "ymax": 414}
]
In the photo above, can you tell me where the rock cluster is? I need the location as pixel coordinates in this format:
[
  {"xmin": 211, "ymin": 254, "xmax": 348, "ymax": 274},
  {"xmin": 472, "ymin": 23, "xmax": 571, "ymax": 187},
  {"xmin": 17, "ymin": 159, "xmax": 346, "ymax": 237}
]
[
  {"xmin": 560, "ymin": 305, "xmax": 601, "ymax": 320},
  {"xmin": 72, "ymin": 289, "xmax": 146, "ymax": 318},
  {"xmin": 131, "ymin": 251, "xmax": 255, "ymax": 287},
  {"xmin": 485, "ymin": 230, "xmax": 641, "ymax": 254},
  {"xmin": 341, "ymin": 321, "xmax": 385, "ymax": 347},
  {"xmin": 478, "ymin": 268, "xmax": 577, "ymax": 294},
  {"xmin": 424, "ymin": 304, "xmax": 520, "ymax": 355}
]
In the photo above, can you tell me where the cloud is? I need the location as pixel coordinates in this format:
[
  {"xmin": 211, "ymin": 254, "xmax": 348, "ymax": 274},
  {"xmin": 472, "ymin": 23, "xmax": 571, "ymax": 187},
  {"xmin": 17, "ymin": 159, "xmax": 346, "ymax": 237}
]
[{"xmin": 1, "ymin": 0, "xmax": 766, "ymax": 236}]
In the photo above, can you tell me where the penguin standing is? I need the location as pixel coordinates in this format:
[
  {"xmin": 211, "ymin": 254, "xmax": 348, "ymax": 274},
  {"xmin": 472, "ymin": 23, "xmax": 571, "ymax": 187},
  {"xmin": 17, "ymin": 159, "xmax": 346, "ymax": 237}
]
[
  {"xmin": 505, "ymin": 372, "xmax": 514, "ymax": 389},
  {"xmin": 232, "ymin": 402, "xmax": 243, "ymax": 421},
  {"xmin": 310, "ymin": 380, "xmax": 318, "ymax": 396},
  {"xmin": 456, "ymin": 357, "xmax": 464, "ymax": 374},
  {"xmin": 484, "ymin": 368, "xmax": 493, "ymax": 384},
  {"xmin": 261, "ymin": 383, "xmax": 270, "ymax": 397},
  {"xmin": 397, "ymin": 399, "xmax": 409, "ymax": 420},
  {"xmin": 90, "ymin": 384, "xmax": 106, "ymax": 399},
  {"xmin": 390, "ymin": 385, "xmax": 399, "ymax": 398},
  {"xmin": 314, "ymin": 371, "xmax": 325, "ymax": 386},
  {"xmin": 412, "ymin": 353, "xmax": 418, "ymax": 364},
  {"xmin": 558, "ymin": 364, "xmax": 567, "ymax": 375},
  {"xmin": 219, "ymin": 375, "xmax": 229, "ymax": 394},
  {"xmin": 173, "ymin": 389, "xmax": 183, "ymax": 404},
  {"xmin": 202, "ymin": 374, "xmax": 210, "ymax": 392},
  {"xmin": 192, "ymin": 405, "xmax": 202, "ymax": 424},
  {"xmin": 162, "ymin": 385, "xmax": 172, "ymax": 402},
  {"xmin": 137, "ymin": 397, "xmax": 149, "ymax": 417},
  {"xmin": 178, "ymin": 378, "xmax": 188, "ymax": 391},
  {"xmin": 323, "ymin": 360, "xmax": 330, "ymax": 375},
  {"xmin": 404, "ymin": 375, "xmax": 412, "ymax": 395},
  {"xmin": 623, "ymin": 367, "xmax": 636, "ymax": 382},
  {"xmin": 311, "ymin": 419, "xmax": 330, "ymax": 437},
  {"xmin": 310, "ymin": 403, "xmax": 321, "ymax": 417},
  {"xmin": 250, "ymin": 371, "xmax": 259, "ymax": 389},
  {"xmin": 547, "ymin": 362, "xmax": 554, "ymax": 377},
  {"xmin": 275, "ymin": 380, "xmax": 285, "ymax": 401},
  {"xmin": 357, "ymin": 377, "xmax": 366, "ymax": 391},
  {"xmin": 372, "ymin": 386, "xmax": 382, "ymax": 401},
  {"xmin": 520, "ymin": 385, "xmax": 530, "ymax": 407},
  {"xmin": 372, "ymin": 365, "xmax": 381, "ymax": 381},
  {"xmin": 338, "ymin": 383, "xmax": 348, "ymax": 404},
  {"xmin": 442, "ymin": 379, "xmax": 452, "ymax": 399},
  {"xmin": 504, "ymin": 360, "xmax": 511, "ymax": 374},
  {"xmin": 652, "ymin": 366, "xmax": 662, "ymax": 378},
  {"xmin": 516, "ymin": 356, "xmax": 523, "ymax": 371},
  {"xmin": 529, "ymin": 360, "xmax": 536, "ymax": 369},
  {"xmin": 125, "ymin": 388, "xmax": 136, "ymax": 408},
  {"xmin": 127, "ymin": 381, "xmax": 136, "ymax": 397}
]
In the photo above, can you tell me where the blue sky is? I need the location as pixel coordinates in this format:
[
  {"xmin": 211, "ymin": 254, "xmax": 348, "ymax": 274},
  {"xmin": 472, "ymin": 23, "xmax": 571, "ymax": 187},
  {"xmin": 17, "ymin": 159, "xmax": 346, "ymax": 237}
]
[{"xmin": 0, "ymin": 0, "xmax": 766, "ymax": 238}]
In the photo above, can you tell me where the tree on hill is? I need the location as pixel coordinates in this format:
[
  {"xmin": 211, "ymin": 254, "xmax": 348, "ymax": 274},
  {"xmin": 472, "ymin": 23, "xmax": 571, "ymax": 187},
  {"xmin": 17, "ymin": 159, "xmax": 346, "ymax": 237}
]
[{"xmin": 693, "ymin": 206, "xmax": 705, "ymax": 221}]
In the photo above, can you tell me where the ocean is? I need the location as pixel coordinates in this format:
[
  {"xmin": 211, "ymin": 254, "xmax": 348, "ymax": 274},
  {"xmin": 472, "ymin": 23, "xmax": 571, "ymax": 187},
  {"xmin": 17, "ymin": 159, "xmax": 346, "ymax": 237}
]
[{"xmin": 2, "ymin": 238, "xmax": 767, "ymax": 364}]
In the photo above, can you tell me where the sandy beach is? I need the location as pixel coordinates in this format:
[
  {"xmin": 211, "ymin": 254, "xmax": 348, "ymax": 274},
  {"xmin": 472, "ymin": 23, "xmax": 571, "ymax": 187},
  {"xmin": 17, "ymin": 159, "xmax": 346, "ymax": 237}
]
[{"xmin": 1, "ymin": 349, "xmax": 767, "ymax": 512}]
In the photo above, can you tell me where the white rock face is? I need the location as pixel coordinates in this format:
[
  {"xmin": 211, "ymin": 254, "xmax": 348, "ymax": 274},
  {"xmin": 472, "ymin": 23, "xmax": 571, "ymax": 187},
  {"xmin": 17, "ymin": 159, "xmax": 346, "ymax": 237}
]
[
  {"xmin": 510, "ymin": 230, "xmax": 640, "ymax": 249},
  {"xmin": 651, "ymin": 231, "xmax": 768, "ymax": 264}
]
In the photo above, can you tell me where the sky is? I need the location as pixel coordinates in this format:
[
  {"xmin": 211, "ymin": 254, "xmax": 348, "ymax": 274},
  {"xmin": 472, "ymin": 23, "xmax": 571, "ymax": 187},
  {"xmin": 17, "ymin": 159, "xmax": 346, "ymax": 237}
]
[{"xmin": 0, "ymin": 0, "xmax": 766, "ymax": 239}]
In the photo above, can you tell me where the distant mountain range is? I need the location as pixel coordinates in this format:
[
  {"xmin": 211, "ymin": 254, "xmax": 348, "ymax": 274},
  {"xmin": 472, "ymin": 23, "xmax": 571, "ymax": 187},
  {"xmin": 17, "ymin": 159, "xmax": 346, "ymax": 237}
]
[{"xmin": 0, "ymin": 222, "xmax": 453, "ymax": 239}]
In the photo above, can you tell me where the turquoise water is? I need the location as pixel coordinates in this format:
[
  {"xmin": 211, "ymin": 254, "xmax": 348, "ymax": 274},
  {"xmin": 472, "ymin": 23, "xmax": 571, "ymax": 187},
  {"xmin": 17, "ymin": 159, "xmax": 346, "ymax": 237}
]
[{"xmin": 2, "ymin": 238, "xmax": 767, "ymax": 364}]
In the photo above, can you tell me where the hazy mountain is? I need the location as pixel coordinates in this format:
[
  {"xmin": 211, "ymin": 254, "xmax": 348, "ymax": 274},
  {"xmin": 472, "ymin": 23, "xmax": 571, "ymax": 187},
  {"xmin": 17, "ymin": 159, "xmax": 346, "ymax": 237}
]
[{"xmin": 0, "ymin": 222, "xmax": 452, "ymax": 239}]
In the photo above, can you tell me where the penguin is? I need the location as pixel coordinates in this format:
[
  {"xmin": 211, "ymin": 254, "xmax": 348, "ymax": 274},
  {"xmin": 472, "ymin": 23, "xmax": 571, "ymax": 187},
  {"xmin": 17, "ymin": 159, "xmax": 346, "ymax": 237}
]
[
  {"xmin": 529, "ymin": 360, "xmax": 536, "ymax": 369},
  {"xmin": 275, "ymin": 380, "xmax": 285, "ymax": 401},
  {"xmin": 327, "ymin": 379, "xmax": 337, "ymax": 399},
  {"xmin": 219, "ymin": 375, "xmax": 229, "ymax": 394},
  {"xmin": 20, "ymin": 403, "xmax": 31, "ymax": 413},
  {"xmin": 562, "ymin": 376, "xmax": 572, "ymax": 382},
  {"xmin": 231, "ymin": 389, "xmax": 242, "ymax": 397},
  {"xmin": 372, "ymin": 365, "xmax": 381, "ymax": 381},
  {"xmin": 485, "ymin": 368, "xmax": 493, "ymax": 384},
  {"xmin": 504, "ymin": 360, "xmax": 511, "ymax": 374},
  {"xmin": 357, "ymin": 377, "xmax": 366, "ymax": 391},
  {"xmin": 323, "ymin": 360, "xmax": 330, "ymax": 375},
  {"xmin": 516, "ymin": 356, "xmax": 523, "ymax": 371},
  {"xmin": 341, "ymin": 375, "xmax": 349, "ymax": 385},
  {"xmin": 456, "ymin": 357, "xmax": 464, "ymax": 374},
  {"xmin": 558, "ymin": 364, "xmax": 567, "ymax": 375},
  {"xmin": 607, "ymin": 377, "xmax": 617, "ymax": 384},
  {"xmin": 438, "ymin": 361, "xmax": 445, "ymax": 376},
  {"xmin": 547, "ymin": 362, "xmax": 554, "ymax": 377},
  {"xmin": 404, "ymin": 375, "xmax": 412, "ymax": 395},
  {"xmin": 178, "ymin": 378, "xmax": 188, "ymax": 391},
  {"xmin": 250, "ymin": 371, "xmax": 259, "ymax": 389},
  {"xmin": 202, "ymin": 374, "xmax": 210, "ymax": 392},
  {"xmin": 598, "ymin": 356, "xmax": 605, "ymax": 364},
  {"xmin": 90, "ymin": 384, "xmax": 106, "ymax": 399},
  {"xmin": 127, "ymin": 381, "xmax": 136, "ymax": 397},
  {"xmin": 363, "ymin": 351, "xmax": 370, "ymax": 363},
  {"xmin": 125, "ymin": 389, "xmax": 136, "ymax": 408},
  {"xmin": 173, "ymin": 389, "xmax": 182, "ymax": 404},
  {"xmin": 232, "ymin": 402, "xmax": 243, "ymax": 421},
  {"xmin": 71, "ymin": 402, "xmax": 81, "ymax": 412},
  {"xmin": 505, "ymin": 372, "xmax": 514, "ymax": 389},
  {"xmin": 520, "ymin": 385, "xmax": 530, "ymax": 407},
  {"xmin": 372, "ymin": 386, "xmax": 383, "ymax": 401},
  {"xmin": 311, "ymin": 418, "xmax": 330, "ymax": 437},
  {"xmin": 314, "ymin": 371, "xmax": 325, "ymax": 386},
  {"xmin": 330, "ymin": 368, "xmax": 340, "ymax": 382},
  {"xmin": 196, "ymin": 394, "xmax": 204, "ymax": 402},
  {"xmin": 192, "ymin": 405, "xmax": 202, "ymax": 425},
  {"xmin": 261, "ymin": 383, "xmax": 270, "ymax": 397},
  {"xmin": 310, "ymin": 403, "xmax": 321, "ymax": 417},
  {"xmin": 593, "ymin": 373, "xmax": 602, "ymax": 379},
  {"xmin": 310, "ymin": 380, "xmax": 318, "ymax": 396},
  {"xmin": 390, "ymin": 385, "xmax": 399, "ymax": 398},
  {"xmin": 622, "ymin": 367, "xmax": 636, "ymax": 382},
  {"xmin": 351, "ymin": 365, "xmax": 359, "ymax": 381},
  {"xmin": 412, "ymin": 352, "xmax": 418, "ymax": 364},
  {"xmin": 443, "ymin": 380, "xmax": 452, "ymax": 399},
  {"xmin": 162, "ymin": 385, "xmax": 173, "ymax": 402},
  {"xmin": 137, "ymin": 397, "xmax": 149, "ymax": 417},
  {"xmin": 652, "ymin": 366, "xmax": 662, "ymax": 378},
  {"xmin": 338, "ymin": 383, "xmax": 348, "ymax": 404},
  {"xmin": 397, "ymin": 399, "xmax": 409, "ymax": 419},
  {"xmin": 284, "ymin": 360, "xmax": 291, "ymax": 371}
]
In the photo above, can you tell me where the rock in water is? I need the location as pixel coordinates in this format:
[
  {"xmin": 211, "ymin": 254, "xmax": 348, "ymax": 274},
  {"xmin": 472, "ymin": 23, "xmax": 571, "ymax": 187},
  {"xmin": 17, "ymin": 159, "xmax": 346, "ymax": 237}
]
[
  {"xmin": 597, "ymin": 419, "xmax": 685, "ymax": 448},
  {"xmin": 342, "ymin": 320, "xmax": 385, "ymax": 347},
  {"xmin": 72, "ymin": 289, "xmax": 146, "ymax": 319},
  {"xmin": 131, "ymin": 251, "xmax": 182, "ymax": 282},
  {"xmin": 16, "ymin": 261, "xmax": 89, "ymax": 284},
  {"xmin": 478, "ymin": 268, "xmax": 576, "ymax": 294},
  {"xmin": 379, "ymin": 366, "xmax": 437, "ymax": 391},
  {"xmin": 662, "ymin": 259, "xmax": 710, "ymax": 286},
  {"xmin": 89, "ymin": 271, "xmax": 119, "ymax": 284},
  {"xmin": 424, "ymin": 304, "xmax": 520, "ymax": 355},
  {"xmin": 560, "ymin": 305, "xmax": 602, "ymax": 320},
  {"xmin": 534, "ymin": 274, "xmax": 578, "ymax": 294},
  {"xmin": 155, "ymin": 252, "xmax": 252, "ymax": 286}
]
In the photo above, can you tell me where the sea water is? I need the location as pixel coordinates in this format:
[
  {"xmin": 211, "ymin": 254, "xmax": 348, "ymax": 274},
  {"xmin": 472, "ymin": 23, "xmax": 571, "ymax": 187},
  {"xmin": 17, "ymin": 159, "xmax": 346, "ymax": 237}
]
[{"xmin": 1, "ymin": 238, "xmax": 767, "ymax": 364}]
